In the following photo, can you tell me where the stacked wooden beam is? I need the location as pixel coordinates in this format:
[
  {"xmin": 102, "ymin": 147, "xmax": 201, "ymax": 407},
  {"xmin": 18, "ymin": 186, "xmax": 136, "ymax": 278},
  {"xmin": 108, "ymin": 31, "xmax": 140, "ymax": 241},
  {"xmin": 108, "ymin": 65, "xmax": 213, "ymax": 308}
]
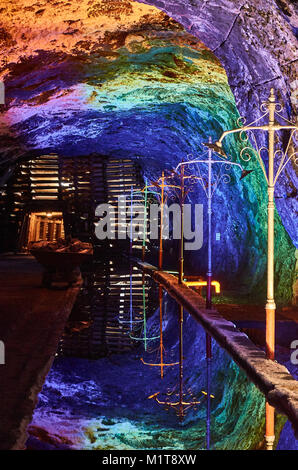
[
  {"xmin": 0, "ymin": 153, "xmax": 155, "ymax": 357},
  {"xmin": 58, "ymin": 156, "xmax": 153, "ymax": 357}
]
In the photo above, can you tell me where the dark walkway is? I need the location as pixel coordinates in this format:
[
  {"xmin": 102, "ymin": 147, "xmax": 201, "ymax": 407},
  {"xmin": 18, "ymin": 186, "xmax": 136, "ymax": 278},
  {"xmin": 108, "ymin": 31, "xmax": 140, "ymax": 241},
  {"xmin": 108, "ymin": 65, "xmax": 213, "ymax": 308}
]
[{"xmin": 0, "ymin": 255, "xmax": 80, "ymax": 449}]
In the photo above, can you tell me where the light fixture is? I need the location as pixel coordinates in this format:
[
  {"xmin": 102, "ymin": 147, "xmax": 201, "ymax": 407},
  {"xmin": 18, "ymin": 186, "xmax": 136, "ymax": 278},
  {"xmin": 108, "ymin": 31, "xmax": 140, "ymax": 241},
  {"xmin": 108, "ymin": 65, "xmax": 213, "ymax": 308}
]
[
  {"xmin": 204, "ymin": 142, "xmax": 228, "ymax": 158},
  {"xmin": 240, "ymin": 169, "xmax": 254, "ymax": 180},
  {"xmin": 175, "ymin": 139, "xmax": 248, "ymax": 310}
]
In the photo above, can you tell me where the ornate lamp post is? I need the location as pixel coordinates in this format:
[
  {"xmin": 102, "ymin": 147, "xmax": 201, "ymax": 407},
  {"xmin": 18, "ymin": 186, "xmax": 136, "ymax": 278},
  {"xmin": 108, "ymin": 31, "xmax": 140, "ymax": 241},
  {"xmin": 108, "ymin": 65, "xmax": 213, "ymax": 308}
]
[
  {"xmin": 141, "ymin": 173, "xmax": 179, "ymax": 377},
  {"xmin": 162, "ymin": 167, "xmax": 200, "ymax": 284},
  {"xmin": 175, "ymin": 141, "xmax": 250, "ymax": 446},
  {"xmin": 142, "ymin": 169, "xmax": 200, "ymax": 377},
  {"xmin": 207, "ymin": 88, "xmax": 297, "ymax": 450},
  {"xmin": 145, "ymin": 172, "xmax": 214, "ymax": 422},
  {"xmin": 148, "ymin": 305, "xmax": 210, "ymax": 422},
  {"xmin": 175, "ymin": 138, "xmax": 251, "ymax": 309}
]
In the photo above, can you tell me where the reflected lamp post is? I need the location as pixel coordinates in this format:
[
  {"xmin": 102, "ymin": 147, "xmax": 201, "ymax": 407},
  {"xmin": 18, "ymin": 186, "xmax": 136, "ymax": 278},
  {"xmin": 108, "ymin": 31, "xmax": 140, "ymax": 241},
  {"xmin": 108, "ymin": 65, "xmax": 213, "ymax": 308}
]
[
  {"xmin": 175, "ymin": 141, "xmax": 250, "ymax": 447},
  {"xmin": 141, "ymin": 173, "xmax": 180, "ymax": 377}
]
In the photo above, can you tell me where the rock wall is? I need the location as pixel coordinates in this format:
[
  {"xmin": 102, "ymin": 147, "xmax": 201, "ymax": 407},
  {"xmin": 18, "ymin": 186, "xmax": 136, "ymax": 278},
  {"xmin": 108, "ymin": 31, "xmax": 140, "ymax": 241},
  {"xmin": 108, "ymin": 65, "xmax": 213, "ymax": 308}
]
[
  {"xmin": 138, "ymin": 0, "xmax": 298, "ymax": 250},
  {"xmin": 0, "ymin": 0, "xmax": 296, "ymax": 300},
  {"xmin": 27, "ymin": 296, "xmax": 296, "ymax": 450}
]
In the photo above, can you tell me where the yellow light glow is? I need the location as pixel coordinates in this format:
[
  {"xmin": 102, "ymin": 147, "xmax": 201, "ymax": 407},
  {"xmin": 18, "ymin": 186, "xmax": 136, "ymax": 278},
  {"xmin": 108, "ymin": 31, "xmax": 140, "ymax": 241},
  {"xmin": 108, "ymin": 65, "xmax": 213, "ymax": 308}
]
[{"xmin": 183, "ymin": 280, "xmax": 221, "ymax": 293}]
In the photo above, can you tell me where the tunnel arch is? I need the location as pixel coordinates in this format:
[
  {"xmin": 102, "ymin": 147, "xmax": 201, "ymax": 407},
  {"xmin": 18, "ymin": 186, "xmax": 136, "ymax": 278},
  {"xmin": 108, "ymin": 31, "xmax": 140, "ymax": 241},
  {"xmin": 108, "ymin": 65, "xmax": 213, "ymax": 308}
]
[
  {"xmin": 0, "ymin": 0, "xmax": 296, "ymax": 301},
  {"xmin": 137, "ymin": 0, "xmax": 298, "ymax": 248}
]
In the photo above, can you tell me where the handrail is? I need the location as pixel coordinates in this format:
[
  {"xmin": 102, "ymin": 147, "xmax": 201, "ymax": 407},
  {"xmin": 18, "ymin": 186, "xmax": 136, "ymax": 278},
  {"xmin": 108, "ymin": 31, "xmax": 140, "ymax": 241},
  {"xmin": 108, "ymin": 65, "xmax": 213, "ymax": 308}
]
[{"xmin": 137, "ymin": 260, "xmax": 298, "ymax": 437}]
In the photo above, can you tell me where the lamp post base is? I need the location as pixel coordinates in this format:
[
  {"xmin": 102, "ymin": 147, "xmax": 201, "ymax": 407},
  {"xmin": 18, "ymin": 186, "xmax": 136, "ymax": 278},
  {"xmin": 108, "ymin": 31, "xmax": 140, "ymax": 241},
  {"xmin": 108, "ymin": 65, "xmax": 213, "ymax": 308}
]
[
  {"xmin": 265, "ymin": 435, "xmax": 275, "ymax": 451},
  {"xmin": 265, "ymin": 401, "xmax": 275, "ymax": 450}
]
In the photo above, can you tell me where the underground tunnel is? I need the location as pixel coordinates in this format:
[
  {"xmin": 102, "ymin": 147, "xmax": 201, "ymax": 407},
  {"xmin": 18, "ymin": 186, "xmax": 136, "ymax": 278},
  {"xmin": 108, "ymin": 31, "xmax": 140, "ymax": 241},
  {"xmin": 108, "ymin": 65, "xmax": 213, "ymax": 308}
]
[{"xmin": 0, "ymin": 0, "xmax": 297, "ymax": 453}]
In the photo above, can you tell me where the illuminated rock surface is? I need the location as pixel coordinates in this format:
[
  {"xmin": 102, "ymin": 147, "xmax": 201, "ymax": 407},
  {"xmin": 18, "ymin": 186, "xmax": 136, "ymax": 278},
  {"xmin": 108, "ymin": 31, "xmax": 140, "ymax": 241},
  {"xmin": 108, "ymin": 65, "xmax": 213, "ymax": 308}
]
[
  {"xmin": 0, "ymin": 0, "xmax": 297, "ymax": 452},
  {"xmin": 0, "ymin": 0, "xmax": 296, "ymax": 299},
  {"xmin": 27, "ymin": 297, "xmax": 297, "ymax": 450},
  {"xmin": 0, "ymin": 0, "xmax": 297, "ymax": 247}
]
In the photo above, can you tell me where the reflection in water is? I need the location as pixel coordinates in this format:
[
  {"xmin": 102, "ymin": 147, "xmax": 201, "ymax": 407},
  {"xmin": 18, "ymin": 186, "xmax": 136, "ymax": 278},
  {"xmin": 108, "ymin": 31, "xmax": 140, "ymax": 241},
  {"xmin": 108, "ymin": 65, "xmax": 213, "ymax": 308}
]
[
  {"xmin": 27, "ymin": 295, "xmax": 298, "ymax": 450},
  {"xmin": 148, "ymin": 306, "xmax": 201, "ymax": 422},
  {"xmin": 141, "ymin": 285, "xmax": 179, "ymax": 378},
  {"xmin": 206, "ymin": 333, "xmax": 212, "ymax": 450}
]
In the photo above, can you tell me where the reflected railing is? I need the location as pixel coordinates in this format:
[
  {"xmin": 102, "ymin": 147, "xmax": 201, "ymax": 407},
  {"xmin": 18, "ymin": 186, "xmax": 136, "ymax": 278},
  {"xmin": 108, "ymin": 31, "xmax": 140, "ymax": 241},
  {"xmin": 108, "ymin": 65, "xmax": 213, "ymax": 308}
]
[{"xmin": 136, "ymin": 266, "xmax": 297, "ymax": 451}]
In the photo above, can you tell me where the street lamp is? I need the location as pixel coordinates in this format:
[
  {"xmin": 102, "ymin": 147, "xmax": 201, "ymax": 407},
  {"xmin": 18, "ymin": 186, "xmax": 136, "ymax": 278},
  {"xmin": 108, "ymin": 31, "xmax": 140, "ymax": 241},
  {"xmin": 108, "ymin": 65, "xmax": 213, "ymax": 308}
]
[
  {"xmin": 141, "ymin": 170, "xmax": 200, "ymax": 377},
  {"xmin": 118, "ymin": 186, "xmax": 144, "ymax": 331},
  {"xmin": 175, "ymin": 138, "xmax": 252, "ymax": 310},
  {"xmin": 208, "ymin": 88, "xmax": 297, "ymax": 450},
  {"xmin": 208, "ymin": 88, "xmax": 297, "ymax": 361},
  {"xmin": 175, "ymin": 141, "xmax": 251, "ymax": 445},
  {"xmin": 140, "ymin": 173, "xmax": 180, "ymax": 377},
  {"xmin": 161, "ymin": 167, "xmax": 200, "ymax": 284},
  {"xmin": 128, "ymin": 179, "xmax": 161, "ymax": 350}
]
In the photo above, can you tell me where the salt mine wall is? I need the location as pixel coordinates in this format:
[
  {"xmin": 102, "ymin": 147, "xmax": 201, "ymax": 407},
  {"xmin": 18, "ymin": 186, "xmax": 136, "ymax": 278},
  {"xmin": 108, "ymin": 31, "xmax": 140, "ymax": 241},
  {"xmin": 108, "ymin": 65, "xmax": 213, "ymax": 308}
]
[{"xmin": 0, "ymin": 0, "xmax": 297, "ymax": 301}]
